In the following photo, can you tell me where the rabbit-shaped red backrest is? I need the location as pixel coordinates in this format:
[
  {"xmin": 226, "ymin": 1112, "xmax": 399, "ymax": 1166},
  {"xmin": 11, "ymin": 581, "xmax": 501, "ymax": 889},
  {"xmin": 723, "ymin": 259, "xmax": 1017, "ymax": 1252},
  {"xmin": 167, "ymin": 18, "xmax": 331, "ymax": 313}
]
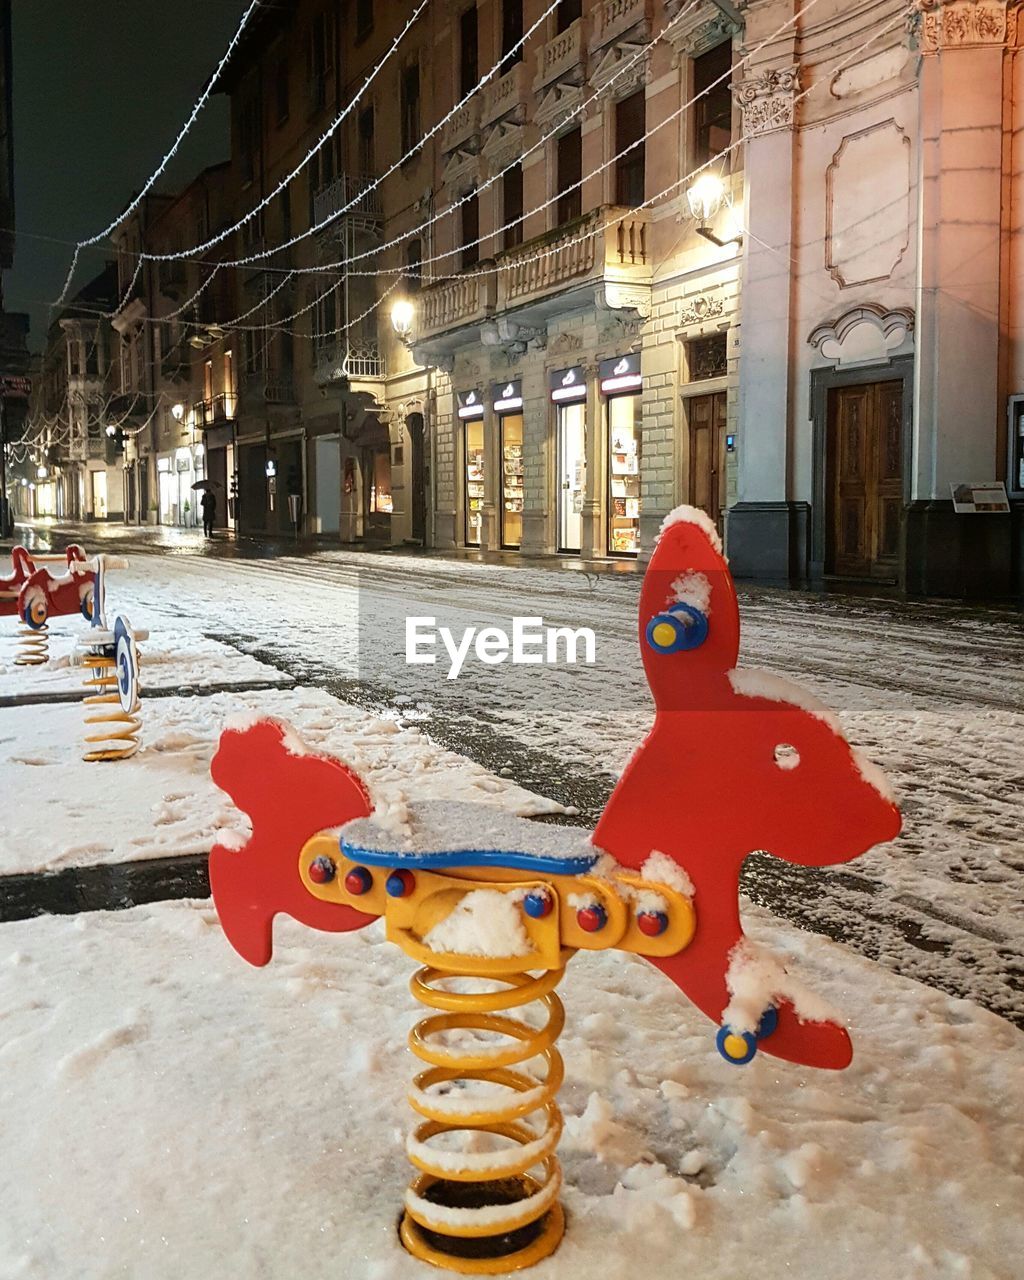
[{"xmin": 594, "ymin": 507, "xmax": 901, "ymax": 1070}]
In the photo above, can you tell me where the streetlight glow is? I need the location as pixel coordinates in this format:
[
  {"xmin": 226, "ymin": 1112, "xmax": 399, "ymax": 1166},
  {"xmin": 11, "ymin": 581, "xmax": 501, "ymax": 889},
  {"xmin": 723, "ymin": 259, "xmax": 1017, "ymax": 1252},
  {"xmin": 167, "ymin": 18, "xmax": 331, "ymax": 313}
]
[{"xmin": 390, "ymin": 299, "xmax": 415, "ymax": 340}]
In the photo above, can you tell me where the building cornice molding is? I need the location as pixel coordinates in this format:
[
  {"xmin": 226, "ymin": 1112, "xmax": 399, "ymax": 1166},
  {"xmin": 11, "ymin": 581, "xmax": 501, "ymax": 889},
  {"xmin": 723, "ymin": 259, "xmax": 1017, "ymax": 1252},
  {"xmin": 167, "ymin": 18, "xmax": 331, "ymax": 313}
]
[
  {"xmin": 733, "ymin": 65, "xmax": 799, "ymax": 137},
  {"xmin": 589, "ymin": 40, "xmax": 651, "ymax": 100},
  {"xmin": 914, "ymin": 0, "xmax": 1020, "ymax": 51},
  {"xmin": 663, "ymin": 0, "xmax": 739, "ymax": 64}
]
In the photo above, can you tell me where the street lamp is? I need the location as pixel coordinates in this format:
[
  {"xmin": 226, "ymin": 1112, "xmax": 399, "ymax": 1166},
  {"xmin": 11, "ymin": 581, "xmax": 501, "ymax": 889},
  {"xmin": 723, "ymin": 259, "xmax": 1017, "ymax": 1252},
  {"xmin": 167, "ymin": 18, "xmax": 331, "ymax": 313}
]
[
  {"xmin": 36, "ymin": 464, "xmax": 46, "ymax": 479},
  {"xmin": 687, "ymin": 174, "xmax": 743, "ymax": 249},
  {"xmin": 390, "ymin": 298, "xmax": 415, "ymax": 341},
  {"xmin": 171, "ymin": 402, "xmax": 185, "ymax": 422}
]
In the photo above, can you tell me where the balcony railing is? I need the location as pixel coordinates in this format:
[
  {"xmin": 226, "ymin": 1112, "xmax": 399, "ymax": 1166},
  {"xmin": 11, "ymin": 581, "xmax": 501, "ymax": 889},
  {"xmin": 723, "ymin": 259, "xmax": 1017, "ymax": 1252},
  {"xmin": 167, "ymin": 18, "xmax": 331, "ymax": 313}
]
[
  {"xmin": 240, "ymin": 373, "xmax": 296, "ymax": 409},
  {"xmin": 481, "ymin": 63, "xmax": 527, "ymax": 127},
  {"xmin": 191, "ymin": 393, "xmax": 238, "ymax": 427},
  {"xmin": 313, "ymin": 174, "xmax": 383, "ymax": 229},
  {"xmin": 440, "ymin": 98, "xmax": 481, "ymax": 154},
  {"xmin": 592, "ymin": 0, "xmax": 648, "ymax": 48},
  {"xmin": 416, "ymin": 271, "xmax": 497, "ymax": 341},
  {"xmin": 314, "ymin": 340, "xmax": 385, "ymax": 385},
  {"xmin": 497, "ymin": 206, "xmax": 650, "ymax": 308},
  {"xmin": 534, "ymin": 18, "xmax": 586, "ymax": 90}
]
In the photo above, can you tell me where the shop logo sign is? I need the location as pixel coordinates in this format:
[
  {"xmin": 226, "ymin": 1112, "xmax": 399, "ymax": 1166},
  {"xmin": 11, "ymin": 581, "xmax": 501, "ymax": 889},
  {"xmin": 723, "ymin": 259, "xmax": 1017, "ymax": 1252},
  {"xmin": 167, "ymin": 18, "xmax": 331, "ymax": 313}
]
[{"xmin": 406, "ymin": 616, "xmax": 597, "ymax": 680}]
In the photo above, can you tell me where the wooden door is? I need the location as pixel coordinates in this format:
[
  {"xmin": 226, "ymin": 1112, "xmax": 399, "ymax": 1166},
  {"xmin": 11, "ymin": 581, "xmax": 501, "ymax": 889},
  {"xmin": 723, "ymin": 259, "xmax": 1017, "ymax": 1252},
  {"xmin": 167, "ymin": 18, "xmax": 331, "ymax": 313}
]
[
  {"xmin": 687, "ymin": 392, "xmax": 727, "ymax": 531},
  {"xmin": 827, "ymin": 381, "xmax": 903, "ymax": 579}
]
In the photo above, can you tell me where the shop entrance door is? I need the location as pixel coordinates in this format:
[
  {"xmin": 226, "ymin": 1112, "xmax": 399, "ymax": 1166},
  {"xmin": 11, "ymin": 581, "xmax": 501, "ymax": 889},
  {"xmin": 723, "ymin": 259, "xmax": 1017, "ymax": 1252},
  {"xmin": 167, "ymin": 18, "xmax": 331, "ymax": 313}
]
[
  {"xmin": 826, "ymin": 381, "xmax": 903, "ymax": 580},
  {"xmin": 557, "ymin": 402, "xmax": 585, "ymax": 552},
  {"xmin": 499, "ymin": 413, "xmax": 523, "ymax": 550},
  {"xmin": 686, "ymin": 392, "xmax": 727, "ymax": 533},
  {"xmin": 91, "ymin": 471, "xmax": 108, "ymax": 520}
]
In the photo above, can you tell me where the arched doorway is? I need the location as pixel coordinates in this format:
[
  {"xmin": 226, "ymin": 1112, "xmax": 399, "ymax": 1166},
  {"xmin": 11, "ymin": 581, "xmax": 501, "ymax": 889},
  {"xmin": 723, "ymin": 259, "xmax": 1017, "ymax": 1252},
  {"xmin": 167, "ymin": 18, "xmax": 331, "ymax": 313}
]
[{"xmin": 407, "ymin": 412, "xmax": 426, "ymax": 544}]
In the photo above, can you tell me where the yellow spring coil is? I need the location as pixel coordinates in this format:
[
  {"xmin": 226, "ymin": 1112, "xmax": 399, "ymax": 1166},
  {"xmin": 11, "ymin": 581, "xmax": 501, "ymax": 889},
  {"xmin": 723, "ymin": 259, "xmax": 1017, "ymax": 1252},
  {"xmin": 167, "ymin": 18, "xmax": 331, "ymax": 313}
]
[
  {"xmin": 82, "ymin": 655, "xmax": 141, "ymax": 762},
  {"xmin": 14, "ymin": 620, "xmax": 49, "ymax": 666},
  {"xmin": 400, "ymin": 960, "xmax": 568, "ymax": 1275}
]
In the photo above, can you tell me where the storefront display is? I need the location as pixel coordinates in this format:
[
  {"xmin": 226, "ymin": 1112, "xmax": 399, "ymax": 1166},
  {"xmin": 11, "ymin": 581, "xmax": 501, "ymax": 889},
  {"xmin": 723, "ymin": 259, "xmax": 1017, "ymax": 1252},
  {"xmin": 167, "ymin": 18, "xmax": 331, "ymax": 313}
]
[
  {"xmin": 493, "ymin": 380, "xmax": 524, "ymax": 550},
  {"xmin": 458, "ymin": 389, "xmax": 485, "ymax": 547},
  {"xmin": 600, "ymin": 355, "xmax": 642, "ymax": 556},
  {"xmin": 551, "ymin": 367, "xmax": 587, "ymax": 553}
]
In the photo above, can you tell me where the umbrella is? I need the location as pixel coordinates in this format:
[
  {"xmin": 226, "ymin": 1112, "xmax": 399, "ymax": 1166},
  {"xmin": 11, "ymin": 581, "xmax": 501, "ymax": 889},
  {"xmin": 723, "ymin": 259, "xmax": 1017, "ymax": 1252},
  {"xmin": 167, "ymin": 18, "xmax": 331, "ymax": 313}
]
[{"xmin": 191, "ymin": 479, "xmax": 223, "ymax": 491}]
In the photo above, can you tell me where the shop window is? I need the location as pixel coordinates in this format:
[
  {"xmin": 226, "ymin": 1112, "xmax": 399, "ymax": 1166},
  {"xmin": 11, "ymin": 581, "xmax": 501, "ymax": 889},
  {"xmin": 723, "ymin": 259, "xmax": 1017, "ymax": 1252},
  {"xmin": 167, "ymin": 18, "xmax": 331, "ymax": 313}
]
[
  {"xmin": 500, "ymin": 413, "xmax": 523, "ymax": 549},
  {"xmin": 460, "ymin": 6, "xmax": 479, "ymax": 97},
  {"xmin": 501, "ymin": 0, "xmax": 523, "ymax": 74},
  {"xmin": 557, "ymin": 0, "xmax": 582, "ymax": 33},
  {"xmin": 615, "ymin": 90, "xmax": 646, "ymax": 208},
  {"xmin": 608, "ymin": 393, "xmax": 641, "ymax": 555},
  {"xmin": 694, "ymin": 42, "xmax": 732, "ymax": 166},
  {"xmin": 503, "ymin": 163, "xmax": 524, "ymax": 249},
  {"xmin": 461, "ymin": 192, "xmax": 480, "ymax": 270},
  {"xmin": 401, "ymin": 62, "xmax": 421, "ymax": 157},
  {"xmin": 370, "ymin": 449, "xmax": 392, "ymax": 513},
  {"xmin": 556, "ymin": 128, "xmax": 582, "ymax": 225},
  {"xmin": 557, "ymin": 400, "xmax": 586, "ymax": 553},
  {"xmin": 687, "ymin": 333, "xmax": 728, "ymax": 381},
  {"xmin": 464, "ymin": 419, "xmax": 485, "ymax": 545}
]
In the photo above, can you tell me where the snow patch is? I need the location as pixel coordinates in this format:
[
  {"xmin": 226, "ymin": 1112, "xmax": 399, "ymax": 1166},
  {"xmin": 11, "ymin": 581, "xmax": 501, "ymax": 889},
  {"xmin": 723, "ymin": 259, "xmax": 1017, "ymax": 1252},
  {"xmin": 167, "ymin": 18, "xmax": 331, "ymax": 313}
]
[
  {"xmin": 722, "ymin": 939, "xmax": 842, "ymax": 1035},
  {"xmin": 659, "ymin": 504, "xmax": 724, "ymax": 556},
  {"xmin": 670, "ymin": 571, "xmax": 712, "ymax": 616},
  {"xmin": 728, "ymin": 667, "xmax": 844, "ymax": 734},
  {"xmin": 641, "ymin": 850, "xmax": 695, "ymax": 898},
  {"xmin": 421, "ymin": 889, "xmax": 532, "ymax": 958}
]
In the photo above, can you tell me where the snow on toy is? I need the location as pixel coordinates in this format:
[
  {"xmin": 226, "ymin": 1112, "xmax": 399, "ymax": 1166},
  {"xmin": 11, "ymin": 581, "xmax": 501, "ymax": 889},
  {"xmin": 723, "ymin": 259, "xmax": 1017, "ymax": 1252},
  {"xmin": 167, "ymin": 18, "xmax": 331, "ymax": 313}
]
[
  {"xmin": 72, "ymin": 556, "xmax": 147, "ymax": 761},
  {"xmin": 1, "ymin": 545, "xmax": 93, "ymax": 665},
  {"xmin": 208, "ymin": 505, "xmax": 901, "ymax": 1273}
]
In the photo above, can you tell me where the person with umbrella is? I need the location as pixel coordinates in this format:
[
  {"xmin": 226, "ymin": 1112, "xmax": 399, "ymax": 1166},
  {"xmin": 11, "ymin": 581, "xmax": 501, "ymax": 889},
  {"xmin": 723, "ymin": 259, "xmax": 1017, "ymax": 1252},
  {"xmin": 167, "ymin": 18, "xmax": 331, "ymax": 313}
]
[{"xmin": 193, "ymin": 479, "xmax": 219, "ymax": 538}]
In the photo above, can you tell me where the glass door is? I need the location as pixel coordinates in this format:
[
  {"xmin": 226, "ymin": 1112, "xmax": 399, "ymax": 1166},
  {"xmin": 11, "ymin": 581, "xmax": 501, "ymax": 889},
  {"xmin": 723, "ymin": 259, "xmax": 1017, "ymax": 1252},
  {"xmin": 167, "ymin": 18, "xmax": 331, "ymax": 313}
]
[
  {"xmin": 464, "ymin": 419, "xmax": 485, "ymax": 546},
  {"xmin": 607, "ymin": 393, "xmax": 641, "ymax": 555},
  {"xmin": 557, "ymin": 402, "xmax": 585, "ymax": 552},
  {"xmin": 500, "ymin": 413, "xmax": 523, "ymax": 550}
]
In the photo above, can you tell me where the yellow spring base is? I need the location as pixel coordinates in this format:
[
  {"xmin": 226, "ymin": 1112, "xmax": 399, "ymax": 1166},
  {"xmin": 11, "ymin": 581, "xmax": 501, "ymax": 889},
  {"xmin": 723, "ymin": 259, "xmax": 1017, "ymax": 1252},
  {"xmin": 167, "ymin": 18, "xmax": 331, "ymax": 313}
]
[
  {"xmin": 82, "ymin": 656, "xmax": 141, "ymax": 762},
  {"xmin": 400, "ymin": 961, "xmax": 568, "ymax": 1274},
  {"xmin": 14, "ymin": 621, "xmax": 48, "ymax": 666}
]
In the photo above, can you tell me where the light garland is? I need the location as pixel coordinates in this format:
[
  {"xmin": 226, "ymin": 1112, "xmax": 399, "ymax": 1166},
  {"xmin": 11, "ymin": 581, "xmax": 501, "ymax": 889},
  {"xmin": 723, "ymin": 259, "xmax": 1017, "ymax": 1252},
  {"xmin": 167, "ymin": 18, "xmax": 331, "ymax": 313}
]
[{"xmin": 54, "ymin": 0, "xmax": 262, "ymax": 305}]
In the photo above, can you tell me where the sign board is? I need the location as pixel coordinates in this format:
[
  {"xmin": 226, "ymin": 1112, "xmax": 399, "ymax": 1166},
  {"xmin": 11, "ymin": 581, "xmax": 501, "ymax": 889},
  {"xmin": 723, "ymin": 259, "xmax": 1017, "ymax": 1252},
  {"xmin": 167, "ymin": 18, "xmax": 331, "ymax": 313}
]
[
  {"xmin": 491, "ymin": 379, "xmax": 523, "ymax": 413},
  {"xmin": 549, "ymin": 366, "xmax": 586, "ymax": 403},
  {"xmin": 599, "ymin": 353, "xmax": 642, "ymax": 394},
  {"xmin": 950, "ymin": 482, "xmax": 1010, "ymax": 514},
  {"xmin": 457, "ymin": 389, "xmax": 484, "ymax": 420}
]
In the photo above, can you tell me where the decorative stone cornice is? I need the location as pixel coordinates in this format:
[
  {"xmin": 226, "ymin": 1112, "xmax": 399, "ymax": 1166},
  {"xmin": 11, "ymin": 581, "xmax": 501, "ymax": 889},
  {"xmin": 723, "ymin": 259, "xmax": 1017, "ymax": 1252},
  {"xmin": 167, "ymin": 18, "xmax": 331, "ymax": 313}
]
[
  {"xmin": 534, "ymin": 82, "xmax": 585, "ymax": 134},
  {"xmin": 733, "ymin": 66, "xmax": 799, "ymax": 138},
  {"xmin": 481, "ymin": 122, "xmax": 524, "ymax": 176},
  {"xmin": 914, "ymin": 0, "xmax": 1018, "ymax": 50},
  {"xmin": 590, "ymin": 41, "xmax": 651, "ymax": 99},
  {"xmin": 663, "ymin": 0, "xmax": 739, "ymax": 64},
  {"xmin": 596, "ymin": 282, "xmax": 652, "ymax": 321},
  {"xmin": 678, "ymin": 293, "xmax": 726, "ymax": 329}
]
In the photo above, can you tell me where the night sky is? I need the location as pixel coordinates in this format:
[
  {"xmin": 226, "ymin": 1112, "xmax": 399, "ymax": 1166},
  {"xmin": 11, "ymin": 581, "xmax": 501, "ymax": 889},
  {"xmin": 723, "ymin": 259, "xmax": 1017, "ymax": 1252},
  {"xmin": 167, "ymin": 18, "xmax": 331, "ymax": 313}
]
[{"xmin": 8, "ymin": 0, "xmax": 246, "ymax": 349}]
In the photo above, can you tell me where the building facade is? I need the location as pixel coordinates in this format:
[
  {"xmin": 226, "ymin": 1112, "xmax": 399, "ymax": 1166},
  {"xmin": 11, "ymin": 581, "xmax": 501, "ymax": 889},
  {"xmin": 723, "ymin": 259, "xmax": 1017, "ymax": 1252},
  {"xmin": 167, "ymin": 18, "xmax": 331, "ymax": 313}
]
[{"xmin": 36, "ymin": 0, "xmax": 1019, "ymax": 596}]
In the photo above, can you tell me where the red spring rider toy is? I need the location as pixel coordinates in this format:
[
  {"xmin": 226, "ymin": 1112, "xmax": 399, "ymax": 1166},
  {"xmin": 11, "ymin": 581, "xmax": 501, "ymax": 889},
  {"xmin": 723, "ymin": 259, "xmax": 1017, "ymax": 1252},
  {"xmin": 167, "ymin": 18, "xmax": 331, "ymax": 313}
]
[
  {"xmin": 208, "ymin": 505, "xmax": 901, "ymax": 1274},
  {"xmin": 1, "ymin": 544, "xmax": 96, "ymax": 665}
]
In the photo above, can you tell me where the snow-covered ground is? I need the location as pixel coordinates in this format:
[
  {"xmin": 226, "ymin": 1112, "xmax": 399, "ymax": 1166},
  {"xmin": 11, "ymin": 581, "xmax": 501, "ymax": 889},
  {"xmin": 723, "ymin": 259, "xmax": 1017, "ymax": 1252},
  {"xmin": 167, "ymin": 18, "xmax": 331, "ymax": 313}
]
[
  {"xmin": 2, "ymin": 898, "xmax": 1021, "ymax": 1280},
  {"xmin": 0, "ymin": 685, "xmax": 567, "ymax": 876}
]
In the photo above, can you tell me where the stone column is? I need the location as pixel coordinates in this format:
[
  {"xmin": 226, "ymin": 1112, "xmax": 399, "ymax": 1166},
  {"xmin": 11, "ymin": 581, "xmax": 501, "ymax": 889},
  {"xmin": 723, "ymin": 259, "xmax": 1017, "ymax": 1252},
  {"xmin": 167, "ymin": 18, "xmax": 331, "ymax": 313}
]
[
  {"xmin": 907, "ymin": 0, "xmax": 1017, "ymax": 596},
  {"xmin": 726, "ymin": 57, "xmax": 807, "ymax": 582},
  {"xmin": 581, "ymin": 359, "xmax": 605, "ymax": 558}
]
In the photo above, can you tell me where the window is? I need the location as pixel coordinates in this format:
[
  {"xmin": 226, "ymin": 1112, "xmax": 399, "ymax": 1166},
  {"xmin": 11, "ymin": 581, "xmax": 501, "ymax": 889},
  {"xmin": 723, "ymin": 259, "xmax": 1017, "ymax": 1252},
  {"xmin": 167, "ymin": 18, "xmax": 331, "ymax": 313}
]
[
  {"xmin": 501, "ymin": 0, "xmax": 523, "ymax": 74},
  {"xmin": 401, "ymin": 62, "xmax": 421, "ymax": 157},
  {"xmin": 615, "ymin": 90, "xmax": 645, "ymax": 207},
  {"xmin": 694, "ymin": 42, "xmax": 732, "ymax": 166},
  {"xmin": 556, "ymin": 128, "xmax": 582, "ymax": 225},
  {"xmin": 461, "ymin": 193, "xmax": 480, "ymax": 270},
  {"xmin": 314, "ymin": 286, "xmax": 338, "ymax": 354},
  {"xmin": 308, "ymin": 10, "xmax": 335, "ymax": 112},
  {"xmin": 406, "ymin": 238, "xmax": 422, "ymax": 291},
  {"xmin": 460, "ymin": 6, "xmax": 478, "ymax": 97},
  {"xmin": 556, "ymin": 0, "xmax": 582, "ymax": 33},
  {"xmin": 503, "ymin": 162, "xmax": 523, "ymax": 249},
  {"xmin": 279, "ymin": 187, "xmax": 291, "ymax": 241},
  {"xmin": 239, "ymin": 96, "xmax": 260, "ymax": 185},
  {"xmin": 356, "ymin": 0, "xmax": 374, "ymax": 42},
  {"xmin": 276, "ymin": 58, "xmax": 289, "ymax": 125},
  {"xmin": 687, "ymin": 333, "xmax": 728, "ymax": 381},
  {"xmin": 358, "ymin": 105, "xmax": 375, "ymax": 173}
]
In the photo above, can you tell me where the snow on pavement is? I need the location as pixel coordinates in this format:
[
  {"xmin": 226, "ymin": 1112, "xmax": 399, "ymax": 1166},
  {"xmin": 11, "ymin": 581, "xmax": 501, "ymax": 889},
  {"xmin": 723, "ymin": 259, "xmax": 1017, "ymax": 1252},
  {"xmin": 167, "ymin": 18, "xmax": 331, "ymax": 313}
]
[
  {"xmin": 1, "ymin": 897, "xmax": 1021, "ymax": 1280},
  {"xmin": 0, "ymin": 686, "xmax": 568, "ymax": 876}
]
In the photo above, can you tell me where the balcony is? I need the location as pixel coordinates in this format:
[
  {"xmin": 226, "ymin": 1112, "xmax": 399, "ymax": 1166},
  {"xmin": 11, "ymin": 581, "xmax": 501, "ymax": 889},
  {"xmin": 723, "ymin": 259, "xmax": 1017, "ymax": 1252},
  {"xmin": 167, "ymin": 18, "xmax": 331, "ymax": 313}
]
[
  {"xmin": 313, "ymin": 174, "xmax": 383, "ymax": 235},
  {"xmin": 191, "ymin": 393, "xmax": 238, "ymax": 428},
  {"xmin": 440, "ymin": 98, "xmax": 481, "ymax": 154},
  {"xmin": 591, "ymin": 0, "xmax": 649, "ymax": 49},
  {"xmin": 533, "ymin": 18, "xmax": 586, "ymax": 91},
  {"xmin": 239, "ymin": 373, "xmax": 296, "ymax": 412},
  {"xmin": 497, "ymin": 206, "xmax": 650, "ymax": 311},
  {"xmin": 481, "ymin": 63, "xmax": 528, "ymax": 127},
  {"xmin": 314, "ymin": 340, "xmax": 385, "ymax": 386},
  {"xmin": 415, "ymin": 271, "xmax": 498, "ymax": 343}
]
